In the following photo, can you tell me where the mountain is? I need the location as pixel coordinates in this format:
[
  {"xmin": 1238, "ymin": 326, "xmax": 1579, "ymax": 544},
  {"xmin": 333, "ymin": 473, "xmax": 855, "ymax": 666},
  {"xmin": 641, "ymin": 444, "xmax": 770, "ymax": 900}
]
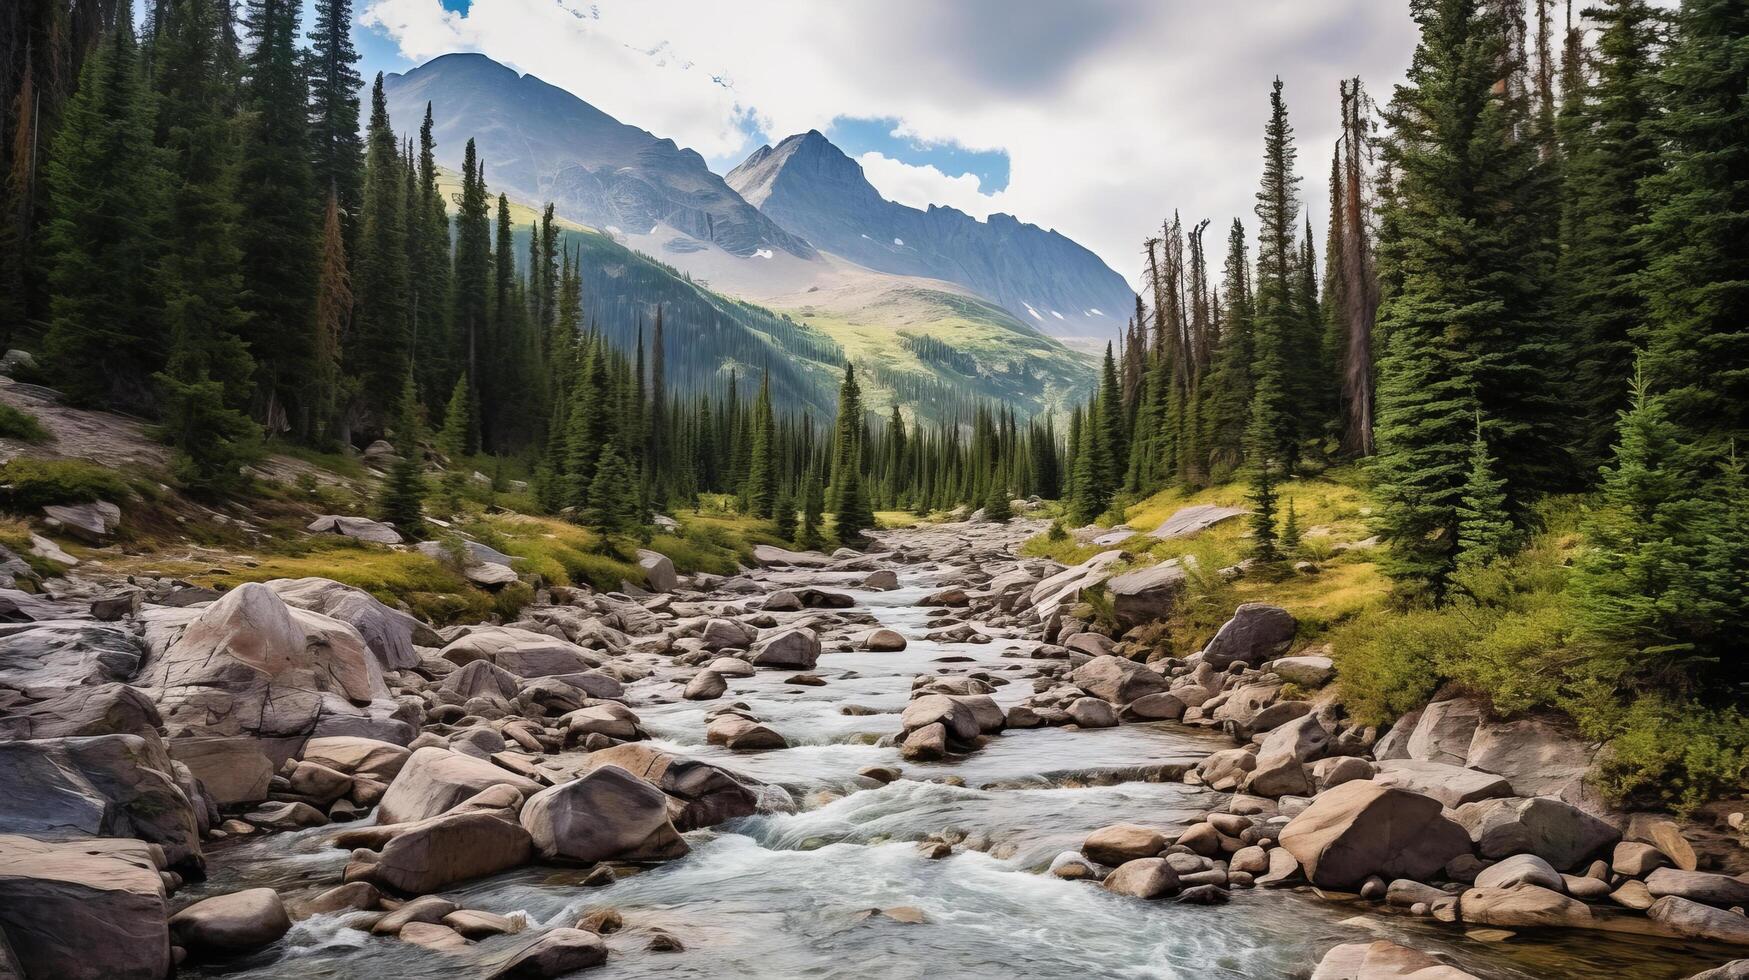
[
  {"xmin": 727, "ymin": 131, "xmax": 1133, "ymax": 341},
  {"xmin": 381, "ymin": 54, "xmax": 813, "ymax": 260},
  {"xmin": 383, "ymin": 54, "xmax": 1097, "ymax": 420}
]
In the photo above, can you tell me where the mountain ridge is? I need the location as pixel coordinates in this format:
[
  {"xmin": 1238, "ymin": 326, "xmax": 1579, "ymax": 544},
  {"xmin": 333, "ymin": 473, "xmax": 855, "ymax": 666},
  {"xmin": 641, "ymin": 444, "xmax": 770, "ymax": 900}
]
[{"xmin": 726, "ymin": 130, "xmax": 1133, "ymax": 340}]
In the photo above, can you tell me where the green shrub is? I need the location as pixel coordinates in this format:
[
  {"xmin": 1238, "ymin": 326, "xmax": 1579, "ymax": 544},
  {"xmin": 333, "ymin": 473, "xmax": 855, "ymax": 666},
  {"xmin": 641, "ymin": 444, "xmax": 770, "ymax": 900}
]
[
  {"xmin": 0, "ymin": 404, "xmax": 50, "ymax": 443},
  {"xmin": 1565, "ymin": 686, "xmax": 1749, "ymax": 815},
  {"xmin": 0, "ymin": 458, "xmax": 129, "ymax": 511}
]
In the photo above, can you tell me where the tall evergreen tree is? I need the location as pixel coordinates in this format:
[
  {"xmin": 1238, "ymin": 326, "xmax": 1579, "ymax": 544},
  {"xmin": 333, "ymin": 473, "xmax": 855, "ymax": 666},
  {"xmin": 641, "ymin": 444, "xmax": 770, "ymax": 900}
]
[
  {"xmin": 234, "ymin": 0, "xmax": 315, "ymax": 435},
  {"xmin": 350, "ymin": 72, "xmax": 408, "ymax": 426},
  {"xmin": 305, "ymin": 0, "xmax": 361, "ymax": 244},
  {"xmin": 40, "ymin": 19, "xmax": 166, "ymax": 411},
  {"xmin": 1250, "ymin": 76, "xmax": 1303, "ymax": 471},
  {"xmin": 376, "ymin": 375, "xmax": 426, "ymax": 539}
]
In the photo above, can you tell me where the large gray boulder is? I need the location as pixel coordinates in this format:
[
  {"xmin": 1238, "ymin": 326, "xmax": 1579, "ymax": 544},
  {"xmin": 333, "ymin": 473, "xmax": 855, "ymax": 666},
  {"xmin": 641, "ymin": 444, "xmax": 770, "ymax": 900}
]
[
  {"xmin": 440, "ymin": 626, "xmax": 598, "ymax": 678},
  {"xmin": 519, "ymin": 765, "xmax": 689, "ymax": 864},
  {"xmin": 1647, "ymin": 869, "xmax": 1749, "ymax": 906},
  {"xmin": 1371, "ymin": 759, "xmax": 1513, "ymax": 808},
  {"xmin": 748, "ymin": 627, "xmax": 820, "ymax": 669},
  {"xmin": 1648, "ymin": 896, "xmax": 1749, "ymax": 946},
  {"xmin": 0, "ymin": 734, "xmax": 202, "ymax": 867},
  {"xmin": 900, "ymin": 694, "xmax": 982, "ymax": 742},
  {"xmin": 266, "ymin": 577, "xmax": 437, "ymax": 671},
  {"xmin": 0, "ymin": 682, "xmax": 160, "ymax": 742},
  {"xmin": 1200, "ymin": 604, "xmax": 1296, "ymax": 669},
  {"xmin": 0, "ymin": 621, "xmax": 146, "ymax": 697},
  {"xmin": 1278, "ymin": 781, "xmax": 1472, "ymax": 889},
  {"xmin": 362, "ymin": 810, "xmax": 534, "ymax": 894},
  {"xmin": 1451, "ymin": 796, "xmax": 1620, "ymax": 870},
  {"xmin": 139, "ymin": 583, "xmax": 401, "ymax": 742},
  {"xmin": 375, "ymin": 747, "xmax": 542, "ymax": 825},
  {"xmin": 1459, "ymin": 884, "xmax": 1595, "ymax": 930},
  {"xmin": 169, "ymin": 888, "xmax": 291, "ymax": 955},
  {"xmin": 699, "ymin": 618, "xmax": 757, "ymax": 651},
  {"xmin": 1405, "ymin": 698, "xmax": 1484, "ymax": 766},
  {"xmin": 1104, "ymin": 560, "xmax": 1190, "ymax": 630},
  {"xmin": 306, "ymin": 514, "xmax": 402, "ymax": 544},
  {"xmin": 0, "ymin": 836, "xmax": 171, "ymax": 980},
  {"xmin": 1070, "ymin": 655, "xmax": 1170, "ymax": 704},
  {"xmin": 167, "ymin": 735, "xmax": 275, "ymax": 806},
  {"xmin": 636, "ymin": 550, "xmax": 677, "ymax": 592},
  {"xmin": 1464, "ymin": 714, "xmax": 1598, "ymax": 801},
  {"xmin": 1147, "ymin": 504, "xmax": 1248, "ymax": 540},
  {"xmin": 579, "ymin": 743, "xmax": 761, "ymax": 830},
  {"xmin": 488, "ymin": 928, "xmax": 607, "ymax": 978}
]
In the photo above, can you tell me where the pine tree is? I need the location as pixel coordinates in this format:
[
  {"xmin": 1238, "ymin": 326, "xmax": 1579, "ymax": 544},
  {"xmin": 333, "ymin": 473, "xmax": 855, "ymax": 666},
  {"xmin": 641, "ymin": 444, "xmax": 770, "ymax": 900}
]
[
  {"xmin": 744, "ymin": 371, "xmax": 777, "ymax": 517},
  {"xmin": 40, "ymin": 20, "xmax": 167, "ymax": 411},
  {"xmin": 982, "ymin": 478, "xmax": 1012, "ymax": 523},
  {"xmin": 306, "ymin": 0, "xmax": 361, "ymax": 245},
  {"xmin": 376, "ymin": 375, "xmax": 426, "ymax": 539},
  {"xmin": 582, "ymin": 442, "xmax": 640, "ymax": 549},
  {"xmin": 1456, "ymin": 412, "xmax": 1517, "ymax": 566},
  {"xmin": 453, "ymin": 138, "xmax": 490, "ymax": 414},
  {"xmin": 1203, "ymin": 220, "xmax": 1255, "ymax": 477},
  {"xmin": 833, "ymin": 457, "xmax": 875, "ymax": 546},
  {"xmin": 1246, "ymin": 390, "xmax": 1282, "ymax": 567},
  {"xmin": 773, "ymin": 483, "xmax": 797, "ymax": 540},
  {"xmin": 1280, "ymin": 497, "xmax": 1301, "ymax": 557},
  {"xmin": 799, "ymin": 462, "xmax": 826, "ymax": 551},
  {"xmin": 1250, "ymin": 76, "xmax": 1302, "ymax": 472},
  {"xmin": 351, "ymin": 72, "xmax": 408, "ymax": 425},
  {"xmin": 235, "ymin": 0, "xmax": 315, "ymax": 435},
  {"xmin": 1559, "ymin": 0, "xmax": 1664, "ymax": 476},
  {"xmin": 311, "ymin": 190, "xmax": 351, "ymax": 442}
]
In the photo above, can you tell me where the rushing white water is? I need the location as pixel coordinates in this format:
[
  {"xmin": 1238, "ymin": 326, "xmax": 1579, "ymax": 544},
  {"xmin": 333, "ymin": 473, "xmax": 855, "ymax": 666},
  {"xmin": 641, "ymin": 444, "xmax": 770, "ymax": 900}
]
[{"xmin": 176, "ymin": 563, "xmax": 1727, "ymax": 979}]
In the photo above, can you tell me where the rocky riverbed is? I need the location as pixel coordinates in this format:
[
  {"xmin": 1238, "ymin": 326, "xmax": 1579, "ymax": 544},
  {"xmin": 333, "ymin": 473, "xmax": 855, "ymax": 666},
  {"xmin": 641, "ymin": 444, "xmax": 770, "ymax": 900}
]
[{"xmin": 1, "ymin": 517, "xmax": 1745, "ymax": 978}]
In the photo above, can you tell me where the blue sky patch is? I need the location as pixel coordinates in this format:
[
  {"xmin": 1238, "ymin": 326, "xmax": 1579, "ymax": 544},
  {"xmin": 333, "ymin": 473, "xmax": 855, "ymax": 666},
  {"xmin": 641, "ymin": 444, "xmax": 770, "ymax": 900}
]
[{"xmin": 823, "ymin": 117, "xmax": 1009, "ymax": 193}]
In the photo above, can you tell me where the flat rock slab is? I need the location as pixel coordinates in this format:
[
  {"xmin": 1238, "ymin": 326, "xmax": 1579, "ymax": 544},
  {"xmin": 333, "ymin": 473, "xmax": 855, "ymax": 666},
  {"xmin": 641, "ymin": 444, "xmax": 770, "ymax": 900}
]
[{"xmin": 1148, "ymin": 504, "xmax": 1248, "ymax": 540}]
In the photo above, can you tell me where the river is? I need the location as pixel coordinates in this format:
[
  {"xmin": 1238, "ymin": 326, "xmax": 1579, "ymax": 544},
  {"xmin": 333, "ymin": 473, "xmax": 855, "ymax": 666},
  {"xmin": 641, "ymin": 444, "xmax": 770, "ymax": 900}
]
[{"xmin": 175, "ymin": 526, "xmax": 1730, "ymax": 979}]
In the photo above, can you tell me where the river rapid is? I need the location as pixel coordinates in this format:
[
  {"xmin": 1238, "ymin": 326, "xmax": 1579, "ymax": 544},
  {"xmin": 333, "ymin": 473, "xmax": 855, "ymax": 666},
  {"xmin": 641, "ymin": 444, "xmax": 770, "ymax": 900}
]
[{"xmin": 176, "ymin": 525, "xmax": 1727, "ymax": 979}]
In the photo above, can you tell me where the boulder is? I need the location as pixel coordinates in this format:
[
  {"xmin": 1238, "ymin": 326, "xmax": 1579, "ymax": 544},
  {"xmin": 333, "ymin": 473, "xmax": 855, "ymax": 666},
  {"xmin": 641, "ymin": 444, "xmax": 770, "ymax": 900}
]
[
  {"xmin": 1452, "ymin": 797, "xmax": 1620, "ymax": 870},
  {"xmin": 902, "ymin": 723, "xmax": 947, "ymax": 760},
  {"xmin": 1473, "ymin": 853, "xmax": 1564, "ymax": 891},
  {"xmin": 1270, "ymin": 655, "xmax": 1335, "ymax": 688},
  {"xmin": 168, "ymin": 736, "xmax": 275, "ymax": 806},
  {"xmin": 683, "ymin": 669, "xmax": 728, "ymax": 700},
  {"xmin": 0, "ymin": 621, "xmax": 147, "ymax": 697},
  {"xmin": 1612, "ymin": 841, "xmax": 1670, "ymax": 877},
  {"xmin": 1104, "ymin": 560, "xmax": 1191, "ymax": 630},
  {"xmin": 1311, "ymin": 756, "xmax": 1375, "ymax": 792},
  {"xmin": 1200, "ymin": 604, "xmax": 1296, "ymax": 669},
  {"xmin": 139, "ymin": 582, "xmax": 399, "ymax": 742},
  {"xmin": 1627, "ymin": 814, "xmax": 1700, "ymax": 872},
  {"xmin": 636, "ymin": 550, "xmax": 677, "ymax": 592},
  {"xmin": 748, "ymin": 628, "xmax": 821, "ymax": 669},
  {"xmin": 520, "ymin": 766, "xmax": 689, "ymax": 864},
  {"xmin": 1405, "ymin": 698, "xmax": 1484, "ymax": 767},
  {"xmin": 1459, "ymin": 884, "xmax": 1595, "ymax": 930},
  {"xmin": 301, "ymin": 736, "xmax": 413, "ymax": 783},
  {"xmin": 169, "ymin": 888, "xmax": 291, "ymax": 955},
  {"xmin": 375, "ymin": 747, "xmax": 542, "ymax": 825},
  {"xmin": 1248, "ymin": 714, "xmax": 1329, "ymax": 797},
  {"xmin": 1463, "ymin": 714, "xmax": 1596, "ymax": 800},
  {"xmin": 1647, "ymin": 869, "xmax": 1749, "ymax": 906},
  {"xmin": 1068, "ymin": 696, "xmax": 1119, "ymax": 728},
  {"xmin": 1070, "ymin": 655, "xmax": 1170, "ymax": 704},
  {"xmin": 1310, "ymin": 940, "xmax": 1480, "ymax": 980},
  {"xmin": 1121, "ymin": 692, "xmax": 1187, "ymax": 721},
  {"xmin": 364, "ymin": 810, "xmax": 534, "ymax": 894},
  {"xmin": 1028, "ymin": 550, "xmax": 1126, "ymax": 622},
  {"xmin": 466, "ymin": 562, "xmax": 521, "ymax": 587},
  {"xmin": 564, "ymin": 702, "xmax": 643, "ymax": 742},
  {"xmin": 306, "ymin": 514, "xmax": 402, "ymax": 544},
  {"xmin": 0, "ymin": 735, "xmax": 202, "ymax": 867},
  {"xmin": 266, "ymin": 577, "xmax": 436, "ymax": 671},
  {"xmin": 862, "ymin": 570, "xmax": 900, "ymax": 590},
  {"xmin": 0, "ymin": 682, "xmax": 160, "ymax": 742},
  {"xmin": 42, "ymin": 501, "xmax": 120, "ymax": 542},
  {"xmin": 1683, "ymin": 963, "xmax": 1749, "ymax": 980},
  {"xmin": 488, "ymin": 928, "xmax": 607, "ymax": 978},
  {"xmin": 578, "ymin": 743, "xmax": 761, "ymax": 830},
  {"xmin": 901, "ymin": 694, "xmax": 981, "ymax": 741},
  {"xmin": 1372, "ymin": 759, "xmax": 1513, "ymax": 808},
  {"xmin": 1101, "ymin": 858, "xmax": 1181, "ymax": 899},
  {"xmin": 445, "ymin": 659, "xmax": 522, "ymax": 700},
  {"xmin": 1084, "ymin": 823, "xmax": 1167, "ymax": 866},
  {"xmin": 1278, "ymin": 781, "xmax": 1472, "ymax": 889},
  {"xmin": 1647, "ymin": 896, "xmax": 1749, "ymax": 946},
  {"xmin": 1147, "ymin": 504, "xmax": 1247, "ymax": 540},
  {"xmin": 440, "ymin": 626, "xmax": 597, "ymax": 678},
  {"xmin": 706, "ymin": 713, "xmax": 787, "ymax": 750},
  {"xmin": 0, "ymin": 836, "xmax": 171, "ymax": 980},
  {"xmin": 857, "ymin": 628, "xmax": 907, "ymax": 652},
  {"xmin": 699, "ymin": 618, "xmax": 758, "ymax": 651}
]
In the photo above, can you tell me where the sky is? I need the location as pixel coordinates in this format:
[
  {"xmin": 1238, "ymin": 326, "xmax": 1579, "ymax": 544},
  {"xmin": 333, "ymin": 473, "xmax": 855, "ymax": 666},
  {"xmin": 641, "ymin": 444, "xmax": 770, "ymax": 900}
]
[{"xmin": 344, "ymin": 0, "xmax": 1425, "ymax": 289}]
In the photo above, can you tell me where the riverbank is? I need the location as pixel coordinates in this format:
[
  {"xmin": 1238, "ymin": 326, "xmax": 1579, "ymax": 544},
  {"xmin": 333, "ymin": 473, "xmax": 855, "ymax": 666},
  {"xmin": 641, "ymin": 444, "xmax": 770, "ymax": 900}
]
[{"xmin": 1, "ymin": 515, "xmax": 1745, "ymax": 978}]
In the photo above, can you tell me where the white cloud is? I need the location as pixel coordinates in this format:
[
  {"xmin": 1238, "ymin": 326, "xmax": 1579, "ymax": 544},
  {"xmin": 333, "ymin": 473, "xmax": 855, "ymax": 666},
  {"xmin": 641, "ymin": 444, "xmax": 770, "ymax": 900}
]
[
  {"xmin": 360, "ymin": 0, "xmax": 1420, "ymax": 285},
  {"xmin": 856, "ymin": 152, "xmax": 997, "ymax": 219}
]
